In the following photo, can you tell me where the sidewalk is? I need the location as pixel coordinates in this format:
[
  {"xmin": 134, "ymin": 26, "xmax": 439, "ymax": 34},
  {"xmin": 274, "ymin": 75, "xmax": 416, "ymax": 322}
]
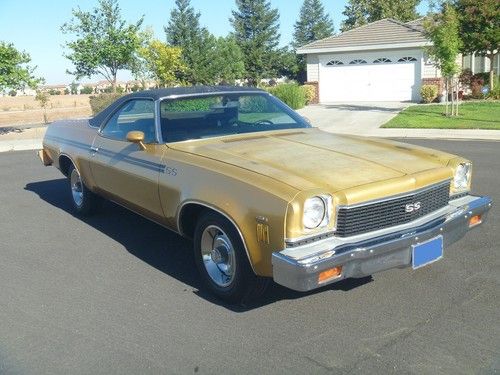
[
  {"xmin": 0, "ymin": 126, "xmax": 46, "ymax": 152},
  {"xmin": 298, "ymin": 104, "xmax": 500, "ymax": 141}
]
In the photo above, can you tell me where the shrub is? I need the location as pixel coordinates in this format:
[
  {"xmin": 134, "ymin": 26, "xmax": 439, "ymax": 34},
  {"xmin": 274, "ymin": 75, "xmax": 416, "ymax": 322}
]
[
  {"xmin": 420, "ymin": 84, "xmax": 438, "ymax": 103},
  {"xmin": 470, "ymin": 74, "xmax": 485, "ymax": 99},
  {"xmin": 487, "ymin": 85, "xmax": 500, "ymax": 100},
  {"xmin": 80, "ymin": 86, "xmax": 94, "ymax": 95},
  {"xmin": 268, "ymin": 83, "xmax": 306, "ymax": 109},
  {"xmin": 487, "ymin": 76, "xmax": 500, "ymax": 100},
  {"xmin": 459, "ymin": 68, "xmax": 473, "ymax": 87},
  {"xmin": 89, "ymin": 93, "xmax": 123, "ymax": 115},
  {"xmin": 302, "ymin": 84, "xmax": 316, "ymax": 104}
]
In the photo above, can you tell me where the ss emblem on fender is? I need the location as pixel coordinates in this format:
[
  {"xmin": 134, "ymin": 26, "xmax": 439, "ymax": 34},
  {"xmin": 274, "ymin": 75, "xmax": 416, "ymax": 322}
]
[{"xmin": 405, "ymin": 202, "xmax": 421, "ymax": 213}]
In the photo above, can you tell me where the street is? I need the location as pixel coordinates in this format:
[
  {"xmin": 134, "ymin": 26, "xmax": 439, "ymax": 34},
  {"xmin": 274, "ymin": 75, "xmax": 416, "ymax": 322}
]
[{"xmin": 0, "ymin": 139, "xmax": 498, "ymax": 374}]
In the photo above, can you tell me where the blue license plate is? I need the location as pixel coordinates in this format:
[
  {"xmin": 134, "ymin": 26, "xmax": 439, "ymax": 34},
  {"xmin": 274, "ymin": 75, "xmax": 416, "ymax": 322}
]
[{"xmin": 412, "ymin": 235, "xmax": 443, "ymax": 269}]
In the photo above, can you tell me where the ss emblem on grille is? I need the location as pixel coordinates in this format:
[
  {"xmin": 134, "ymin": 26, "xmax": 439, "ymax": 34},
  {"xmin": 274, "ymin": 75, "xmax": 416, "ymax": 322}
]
[{"xmin": 405, "ymin": 202, "xmax": 421, "ymax": 213}]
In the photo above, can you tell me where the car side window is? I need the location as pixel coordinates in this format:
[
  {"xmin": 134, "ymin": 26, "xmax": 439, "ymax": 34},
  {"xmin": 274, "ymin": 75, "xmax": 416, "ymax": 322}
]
[{"xmin": 101, "ymin": 99, "xmax": 156, "ymax": 143}]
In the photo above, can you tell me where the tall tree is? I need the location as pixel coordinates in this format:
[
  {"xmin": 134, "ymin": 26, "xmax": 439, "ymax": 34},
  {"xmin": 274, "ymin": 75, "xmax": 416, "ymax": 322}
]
[
  {"xmin": 0, "ymin": 41, "xmax": 43, "ymax": 92},
  {"xmin": 341, "ymin": 0, "xmax": 420, "ymax": 32},
  {"xmin": 455, "ymin": 0, "xmax": 499, "ymax": 90},
  {"xmin": 165, "ymin": 0, "xmax": 208, "ymax": 84},
  {"xmin": 61, "ymin": 0, "xmax": 143, "ymax": 92},
  {"xmin": 292, "ymin": 0, "xmax": 334, "ymax": 82},
  {"xmin": 230, "ymin": 0, "xmax": 281, "ymax": 85},
  {"xmin": 424, "ymin": 3, "xmax": 462, "ymax": 116},
  {"xmin": 293, "ymin": 0, "xmax": 334, "ymax": 49}
]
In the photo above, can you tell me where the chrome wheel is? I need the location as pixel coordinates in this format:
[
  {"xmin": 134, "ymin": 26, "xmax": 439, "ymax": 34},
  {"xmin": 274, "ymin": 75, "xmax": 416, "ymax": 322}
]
[
  {"xmin": 70, "ymin": 167, "xmax": 83, "ymax": 208},
  {"xmin": 200, "ymin": 225, "xmax": 236, "ymax": 287}
]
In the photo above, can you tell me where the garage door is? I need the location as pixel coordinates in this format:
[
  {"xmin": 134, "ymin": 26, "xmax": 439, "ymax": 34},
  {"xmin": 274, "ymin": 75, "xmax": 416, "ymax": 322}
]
[{"xmin": 319, "ymin": 57, "xmax": 418, "ymax": 102}]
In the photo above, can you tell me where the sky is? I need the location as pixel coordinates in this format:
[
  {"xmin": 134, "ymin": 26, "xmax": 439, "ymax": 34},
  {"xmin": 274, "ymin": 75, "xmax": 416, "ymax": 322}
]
[{"xmin": 0, "ymin": 0, "xmax": 429, "ymax": 85}]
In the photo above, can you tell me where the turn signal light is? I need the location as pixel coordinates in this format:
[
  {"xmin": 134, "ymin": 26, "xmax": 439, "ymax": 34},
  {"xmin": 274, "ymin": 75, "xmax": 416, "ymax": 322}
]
[
  {"xmin": 318, "ymin": 266, "xmax": 342, "ymax": 283},
  {"xmin": 469, "ymin": 215, "xmax": 482, "ymax": 227}
]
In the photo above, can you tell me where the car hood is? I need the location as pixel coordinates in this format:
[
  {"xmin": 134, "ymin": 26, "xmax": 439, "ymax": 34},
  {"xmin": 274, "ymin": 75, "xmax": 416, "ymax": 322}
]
[{"xmin": 170, "ymin": 128, "xmax": 456, "ymax": 193}]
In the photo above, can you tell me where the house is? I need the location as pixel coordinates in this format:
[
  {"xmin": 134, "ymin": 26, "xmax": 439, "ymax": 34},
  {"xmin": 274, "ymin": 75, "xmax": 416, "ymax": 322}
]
[{"xmin": 297, "ymin": 18, "xmax": 498, "ymax": 103}]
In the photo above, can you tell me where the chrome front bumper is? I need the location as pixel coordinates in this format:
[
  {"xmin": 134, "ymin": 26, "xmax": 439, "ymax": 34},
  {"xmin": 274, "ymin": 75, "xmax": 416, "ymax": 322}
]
[{"xmin": 272, "ymin": 195, "xmax": 492, "ymax": 292}]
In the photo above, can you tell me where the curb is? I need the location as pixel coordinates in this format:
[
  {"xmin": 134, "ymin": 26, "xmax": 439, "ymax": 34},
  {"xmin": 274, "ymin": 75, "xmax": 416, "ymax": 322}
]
[
  {"xmin": 0, "ymin": 129, "xmax": 499, "ymax": 154},
  {"xmin": 0, "ymin": 139, "xmax": 43, "ymax": 152}
]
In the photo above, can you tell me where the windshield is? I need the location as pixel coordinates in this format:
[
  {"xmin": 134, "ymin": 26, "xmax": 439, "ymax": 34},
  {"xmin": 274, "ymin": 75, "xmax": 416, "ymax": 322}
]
[{"xmin": 160, "ymin": 93, "xmax": 310, "ymax": 143}]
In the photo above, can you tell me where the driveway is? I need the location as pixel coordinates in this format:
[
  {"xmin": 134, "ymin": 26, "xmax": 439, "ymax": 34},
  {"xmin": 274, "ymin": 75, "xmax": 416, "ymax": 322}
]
[
  {"xmin": 0, "ymin": 141, "xmax": 498, "ymax": 374},
  {"xmin": 297, "ymin": 102, "xmax": 411, "ymax": 135}
]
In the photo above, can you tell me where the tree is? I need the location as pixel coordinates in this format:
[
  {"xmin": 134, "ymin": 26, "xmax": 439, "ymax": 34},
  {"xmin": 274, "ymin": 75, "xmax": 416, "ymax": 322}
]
[
  {"xmin": 35, "ymin": 91, "xmax": 50, "ymax": 124},
  {"xmin": 139, "ymin": 40, "xmax": 185, "ymax": 87},
  {"xmin": 165, "ymin": 0, "xmax": 209, "ymax": 84},
  {"xmin": 70, "ymin": 82, "xmax": 79, "ymax": 95},
  {"xmin": 0, "ymin": 41, "xmax": 43, "ymax": 92},
  {"xmin": 341, "ymin": 0, "xmax": 420, "ymax": 32},
  {"xmin": 455, "ymin": 0, "xmax": 499, "ymax": 90},
  {"xmin": 61, "ymin": 0, "xmax": 143, "ymax": 92},
  {"xmin": 130, "ymin": 28, "xmax": 155, "ymax": 89},
  {"xmin": 208, "ymin": 37, "xmax": 246, "ymax": 84},
  {"xmin": 230, "ymin": 0, "xmax": 281, "ymax": 85},
  {"xmin": 292, "ymin": 0, "xmax": 334, "ymax": 82},
  {"xmin": 292, "ymin": 0, "xmax": 334, "ymax": 49},
  {"xmin": 424, "ymin": 3, "xmax": 462, "ymax": 116}
]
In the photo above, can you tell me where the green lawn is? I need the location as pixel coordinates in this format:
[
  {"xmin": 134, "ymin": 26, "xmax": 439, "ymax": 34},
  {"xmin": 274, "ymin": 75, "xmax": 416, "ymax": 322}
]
[{"xmin": 382, "ymin": 102, "xmax": 500, "ymax": 129}]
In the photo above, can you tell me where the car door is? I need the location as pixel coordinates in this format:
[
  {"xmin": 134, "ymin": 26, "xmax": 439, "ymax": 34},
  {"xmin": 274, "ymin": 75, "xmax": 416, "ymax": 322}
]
[{"xmin": 89, "ymin": 98, "xmax": 167, "ymax": 220}]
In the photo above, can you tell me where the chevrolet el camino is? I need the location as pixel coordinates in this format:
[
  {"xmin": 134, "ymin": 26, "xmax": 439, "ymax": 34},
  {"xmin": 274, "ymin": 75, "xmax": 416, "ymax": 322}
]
[{"xmin": 38, "ymin": 86, "xmax": 492, "ymax": 302}]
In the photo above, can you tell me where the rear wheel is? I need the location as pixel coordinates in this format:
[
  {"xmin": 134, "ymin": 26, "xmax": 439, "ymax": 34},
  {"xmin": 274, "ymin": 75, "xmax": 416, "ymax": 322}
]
[
  {"xmin": 193, "ymin": 212, "xmax": 269, "ymax": 304},
  {"xmin": 68, "ymin": 164, "xmax": 99, "ymax": 215}
]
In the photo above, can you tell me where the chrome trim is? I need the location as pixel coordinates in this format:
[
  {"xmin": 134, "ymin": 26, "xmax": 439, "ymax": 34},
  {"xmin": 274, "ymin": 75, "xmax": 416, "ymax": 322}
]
[
  {"xmin": 176, "ymin": 200, "xmax": 257, "ymax": 273},
  {"xmin": 333, "ymin": 179, "xmax": 451, "ymax": 237},
  {"xmin": 158, "ymin": 90, "xmax": 268, "ymax": 101},
  {"xmin": 97, "ymin": 97, "xmax": 160, "ymax": 144},
  {"xmin": 154, "ymin": 99, "xmax": 163, "ymax": 143},
  {"xmin": 272, "ymin": 195, "xmax": 492, "ymax": 292},
  {"xmin": 336, "ymin": 179, "xmax": 451, "ymax": 210},
  {"xmin": 59, "ymin": 152, "xmax": 81, "ymax": 178},
  {"xmin": 285, "ymin": 230, "xmax": 336, "ymax": 246}
]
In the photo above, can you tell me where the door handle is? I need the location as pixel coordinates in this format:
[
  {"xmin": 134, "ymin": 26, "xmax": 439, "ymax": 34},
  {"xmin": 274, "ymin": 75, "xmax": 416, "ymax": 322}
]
[{"xmin": 90, "ymin": 146, "xmax": 99, "ymax": 154}]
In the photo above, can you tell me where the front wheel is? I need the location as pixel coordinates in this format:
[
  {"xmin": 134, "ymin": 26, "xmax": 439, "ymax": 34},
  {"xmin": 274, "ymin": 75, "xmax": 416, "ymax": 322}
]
[
  {"xmin": 193, "ymin": 212, "xmax": 269, "ymax": 304},
  {"xmin": 68, "ymin": 164, "xmax": 99, "ymax": 215}
]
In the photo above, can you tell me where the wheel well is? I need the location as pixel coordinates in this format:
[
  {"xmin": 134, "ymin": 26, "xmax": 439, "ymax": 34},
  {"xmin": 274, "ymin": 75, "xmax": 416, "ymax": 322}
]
[
  {"xmin": 58, "ymin": 155, "xmax": 73, "ymax": 177},
  {"xmin": 178, "ymin": 203, "xmax": 209, "ymax": 239}
]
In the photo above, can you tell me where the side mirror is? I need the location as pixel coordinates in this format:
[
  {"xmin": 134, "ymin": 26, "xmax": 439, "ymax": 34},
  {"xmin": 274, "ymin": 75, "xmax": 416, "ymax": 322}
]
[{"xmin": 126, "ymin": 131, "xmax": 146, "ymax": 150}]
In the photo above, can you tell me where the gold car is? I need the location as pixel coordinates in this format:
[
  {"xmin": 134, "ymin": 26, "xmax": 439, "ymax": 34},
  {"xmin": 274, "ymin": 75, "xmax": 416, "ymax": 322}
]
[{"xmin": 39, "ymin": 86, "xmax": 492, "ymax": 302}]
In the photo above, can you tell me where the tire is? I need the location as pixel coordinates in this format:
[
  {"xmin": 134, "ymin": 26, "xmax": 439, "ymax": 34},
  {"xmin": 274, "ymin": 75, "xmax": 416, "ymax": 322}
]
[
  {"xmin": 193, "ymin": 211, "xmax": 269, "ymax": 304},
  {"xmin": 68, "ymin": 164, "xmax": 99, "ymax": 216}
]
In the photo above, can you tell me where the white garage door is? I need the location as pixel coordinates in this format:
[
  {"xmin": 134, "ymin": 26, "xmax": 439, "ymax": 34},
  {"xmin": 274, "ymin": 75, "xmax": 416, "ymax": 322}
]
[{"xmin": 319, "ymin": 58, "xmax": 419, "ymax": 102}]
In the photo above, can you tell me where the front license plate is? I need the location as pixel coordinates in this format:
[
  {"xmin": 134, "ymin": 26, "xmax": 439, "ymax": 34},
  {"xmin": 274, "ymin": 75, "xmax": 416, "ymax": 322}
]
[{"xmin": 412, "ymin": 235, "xmax": 443, "ymax": 269}]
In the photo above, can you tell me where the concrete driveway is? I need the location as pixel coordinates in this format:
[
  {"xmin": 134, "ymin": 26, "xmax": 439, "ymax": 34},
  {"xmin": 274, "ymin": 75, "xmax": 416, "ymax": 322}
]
[{"xmin": 297, "ymin": 102, "xmax": 411, "ymax": 135}]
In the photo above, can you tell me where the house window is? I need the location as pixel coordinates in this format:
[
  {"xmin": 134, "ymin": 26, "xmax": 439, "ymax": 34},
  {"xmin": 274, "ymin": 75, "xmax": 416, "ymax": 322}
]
[
  {"xmin": 326, "ymin": 60, "xmax": 344, "ymax": 66},
  {"xmin": 373, "ymin": 58, "xmax": 392, "ymax": 63},
  {"xmin": 398, "ymin": 56, "xmax": 417, "ymax": 62},
  {"xmin": 349, "ymin": 59, "xmax": 367, "ymax": 64}
]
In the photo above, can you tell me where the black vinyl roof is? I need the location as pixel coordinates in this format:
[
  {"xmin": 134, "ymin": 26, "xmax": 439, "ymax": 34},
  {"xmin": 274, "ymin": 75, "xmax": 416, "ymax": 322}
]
[{"xmin": 89, "ymin": 85, "xmax": 265, "ymax": 128}]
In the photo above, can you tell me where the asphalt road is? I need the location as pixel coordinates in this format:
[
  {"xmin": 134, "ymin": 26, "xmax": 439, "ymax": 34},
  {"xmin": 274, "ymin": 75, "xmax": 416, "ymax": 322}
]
[{"xmin": 0, "ymin": 140, "xmax": 498, "ymax": 374}]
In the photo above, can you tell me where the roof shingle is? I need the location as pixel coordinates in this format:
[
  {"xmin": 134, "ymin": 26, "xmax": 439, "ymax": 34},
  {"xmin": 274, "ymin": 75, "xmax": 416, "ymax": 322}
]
[{"xmin": 297, "ymin": 18, "xmax": 428, "ymax": 53}]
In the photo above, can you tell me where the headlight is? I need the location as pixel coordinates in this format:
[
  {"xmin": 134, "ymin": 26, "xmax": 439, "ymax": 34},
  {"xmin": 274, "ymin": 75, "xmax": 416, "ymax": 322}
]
[
  {"xmin": 454, "ymin": 162, "xmax": 471, "ymax": 190},
  {"xmin": 303, "ymin": 196, "xmax": 331, "ymax": 229}
]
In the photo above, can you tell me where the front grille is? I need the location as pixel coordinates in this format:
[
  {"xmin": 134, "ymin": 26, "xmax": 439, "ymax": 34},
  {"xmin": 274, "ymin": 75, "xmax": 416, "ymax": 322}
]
[{"xmin": 335, "ymin": 181, "xmax": 450, "ymax": 237}]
